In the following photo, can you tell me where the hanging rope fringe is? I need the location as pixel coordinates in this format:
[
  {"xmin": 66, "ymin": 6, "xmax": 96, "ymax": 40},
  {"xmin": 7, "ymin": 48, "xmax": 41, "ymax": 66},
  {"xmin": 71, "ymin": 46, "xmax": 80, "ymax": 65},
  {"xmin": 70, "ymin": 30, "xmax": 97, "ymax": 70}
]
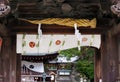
[{"xmin": 19, "ymin": 18, "xmax": 97, "ymax": 28}]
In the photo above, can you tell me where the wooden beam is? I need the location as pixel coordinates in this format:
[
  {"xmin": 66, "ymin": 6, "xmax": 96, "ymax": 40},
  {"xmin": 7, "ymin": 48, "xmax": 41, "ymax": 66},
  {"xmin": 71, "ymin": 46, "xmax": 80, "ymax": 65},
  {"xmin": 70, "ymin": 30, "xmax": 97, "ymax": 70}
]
[
  {"xmin": 12, "ymin": 0, "xmax": 99, "ymax": 19},
  {"xmin": 10, "ymin": 19, "xmax": 111, "ymax": 34},
  {"xmin": 11, "ymin": 24, "xmax": 109, "ymax": 34}
]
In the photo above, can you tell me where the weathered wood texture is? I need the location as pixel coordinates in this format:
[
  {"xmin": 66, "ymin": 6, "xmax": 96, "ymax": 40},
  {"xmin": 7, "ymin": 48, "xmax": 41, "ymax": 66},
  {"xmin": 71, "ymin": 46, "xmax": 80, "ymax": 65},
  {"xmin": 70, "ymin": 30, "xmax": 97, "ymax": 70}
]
[
  {"xmin": 0, "ymin": 37, "xmax": 17, "ymax": 82},
  {"xmin": 101, "ymin": 34, "xmax": 111, "ymax": 82},
  {"xmin": 16, "ymin": 54, "xmax": 21, "ymax": 82},
  {"xmin": 1, "ymin": 37, "xmax": 11, "ymax": 82},
  {"xmin": 111, "ymin": 23, "xmax": 120, "ymax": 36},
  {"xmin": 94, "ymin": 49, "xmax": 101, "ymax": 82},
  {"xmin": 12, "ymin": 24, "xmax": 108, "ymax": 34},
  {"xmin": 10, "ymin": 0, "xmax": 100, "ymax": 19},
  {"xmin": 0, "ymin": 44, "xmax": 3, "ymax": 82},
  {"xmin": 0, "ymin": 24, "xmax": 17, "ymax": 82},
  {"xmin": 101, "ymin": 31, "xmax": 118, "ymax": 82},
  {"xmin": 10, "ymin": 35, "xmax": 17, "ymax": 82},
  {"xmin": 116, "ymin": 38, "xmax": 120, "ymax": 82},
  {"xmin": 0, "ymin": 24, "xmax": 9, "ymax": 37}
]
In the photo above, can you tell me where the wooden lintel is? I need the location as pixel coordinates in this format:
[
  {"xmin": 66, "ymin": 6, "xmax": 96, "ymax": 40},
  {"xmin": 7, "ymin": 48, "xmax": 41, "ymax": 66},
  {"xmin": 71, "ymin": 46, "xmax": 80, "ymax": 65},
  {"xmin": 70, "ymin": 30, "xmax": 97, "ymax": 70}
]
[{"xmin": 11, "ymin": 24, "xmax": 108, "ymax": 34}]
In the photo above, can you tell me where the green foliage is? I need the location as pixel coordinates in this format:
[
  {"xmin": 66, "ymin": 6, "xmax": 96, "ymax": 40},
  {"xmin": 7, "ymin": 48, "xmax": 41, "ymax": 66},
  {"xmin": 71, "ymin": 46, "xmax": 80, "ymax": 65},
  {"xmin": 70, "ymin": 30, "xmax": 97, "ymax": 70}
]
[
  {"xmin": 59, "ymin": 47, "xmax": 82, "ymax": 59},
  {"xmin": 75, "ymin": 60, "xmax": 94, "ymax": 79},
  {"xmin": 59, "ymin": 47, "xmax": 94, "ymax": 59},
  {"xmin": 59, "ymin": 47, "xmax": 94, "ymax": 80}
]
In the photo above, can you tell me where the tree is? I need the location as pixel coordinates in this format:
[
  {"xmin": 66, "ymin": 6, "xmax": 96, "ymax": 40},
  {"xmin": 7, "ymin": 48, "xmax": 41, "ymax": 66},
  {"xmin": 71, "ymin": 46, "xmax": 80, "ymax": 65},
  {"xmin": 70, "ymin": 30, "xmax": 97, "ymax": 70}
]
[{"xmin": 59, "ymin": 47, "xmax": 95, "ymax": 80}]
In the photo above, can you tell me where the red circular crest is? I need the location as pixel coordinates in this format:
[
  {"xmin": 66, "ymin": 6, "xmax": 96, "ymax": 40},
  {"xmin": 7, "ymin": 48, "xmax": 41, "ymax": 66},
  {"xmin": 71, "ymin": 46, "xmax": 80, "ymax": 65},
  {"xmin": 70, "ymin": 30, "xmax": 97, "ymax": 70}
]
[
  {"xmin": 82, "ymin": 37, "xmax": 88, "ymax": 42},
  {"xmin": 55, "ymin": 40, "xmax": 61, "ymax": 45},
  {"xmin": 29, "ymin": 42, "xmax": 35, "ymax": 48}
]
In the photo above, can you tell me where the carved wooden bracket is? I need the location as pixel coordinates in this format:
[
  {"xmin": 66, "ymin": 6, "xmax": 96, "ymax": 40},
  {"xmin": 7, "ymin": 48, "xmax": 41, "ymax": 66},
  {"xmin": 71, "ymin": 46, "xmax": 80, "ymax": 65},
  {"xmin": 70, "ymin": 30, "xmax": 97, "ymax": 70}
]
[
  {"xmin": 0, "ymin": 0, "xmax": 10, "ymax": 17},
  {"xmin": 111, "ymin": 0, "xmax": 120, "ymax": 17}
]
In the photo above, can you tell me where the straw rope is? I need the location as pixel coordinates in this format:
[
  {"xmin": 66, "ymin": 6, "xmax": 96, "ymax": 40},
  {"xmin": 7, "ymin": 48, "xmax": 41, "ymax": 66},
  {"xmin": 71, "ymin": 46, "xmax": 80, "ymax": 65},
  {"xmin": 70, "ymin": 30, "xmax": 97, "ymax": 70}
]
[{"xmin": 19, "ymin": 18, "xmax": 96, "ymax": 28}]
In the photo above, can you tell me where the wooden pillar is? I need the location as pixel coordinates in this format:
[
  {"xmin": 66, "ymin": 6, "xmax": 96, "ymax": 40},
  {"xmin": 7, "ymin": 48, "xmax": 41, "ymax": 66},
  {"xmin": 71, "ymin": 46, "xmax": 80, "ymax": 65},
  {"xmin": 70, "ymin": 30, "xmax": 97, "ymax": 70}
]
[
  {"xmin": 1, "ymin": 36, "xmax": 17, "ymax": 82},
  {"xmin": 9, "ymin": 36, "xmax": 17, "ymax": 82},
  {"xmin": 0, "ymin": 38, "xmax": 3, "ymax": 82},
  {"xmin": 1, "ymin": 37, "xmax": 11, "ymax": 82},
  {"xmin": 0, "ymin": 23, "xmax": 8, "ymax": 82},
  {"xmin": 116, "ymin": 38, "xmax": 120, "ymax": 77},
  {"xmin": 16, "ymin": 54, "xmax": 21, "ymax": 82},
  {"xmin": 94, "ymin": 49, "xmax": 101, "ymax": 82},
  {"xmin": 110, "ymin": 22, "xmax": 120, "ymax": 81},
  {"xmin": 108, "ymin": 32, "xmax": 118, "ymax": 82},
  {"xmin": 0, "ymin": 24, "xmax": 8, "ymax": 37},
  {"xmin": 0, "ymin": 24, "xmax": 17, "ymax": 82},
  {"xmin": 101, "ymin": 33, "xmax": 110, "ymax": 82},
  {"xmin": 101, "ymin": 31, "xmax": 118, "ymax": 82}
]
